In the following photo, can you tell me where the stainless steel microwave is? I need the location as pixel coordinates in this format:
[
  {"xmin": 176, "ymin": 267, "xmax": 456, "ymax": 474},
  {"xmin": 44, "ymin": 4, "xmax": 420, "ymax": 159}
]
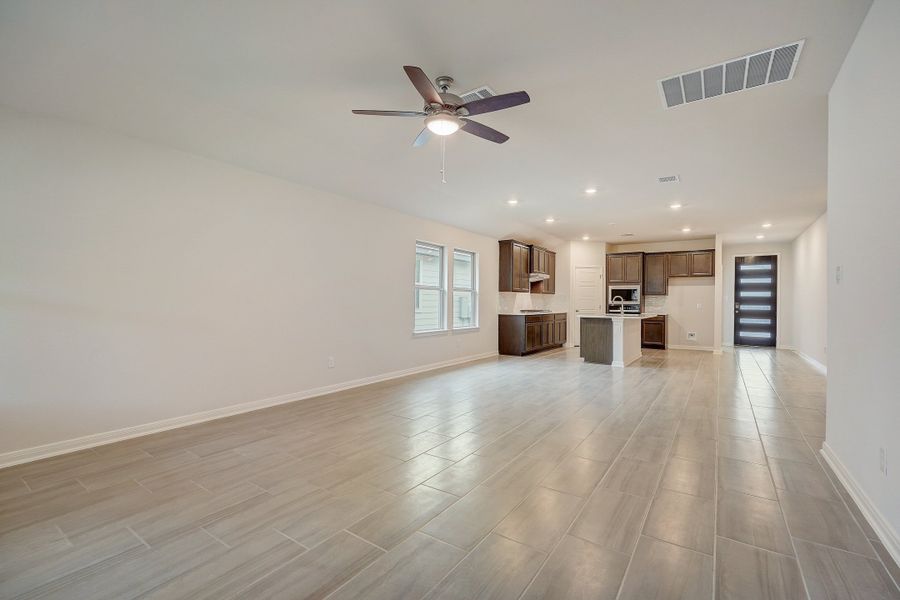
[{"xmin": 608, "ymin": 285, "xmax": 641, "ymax": 304}]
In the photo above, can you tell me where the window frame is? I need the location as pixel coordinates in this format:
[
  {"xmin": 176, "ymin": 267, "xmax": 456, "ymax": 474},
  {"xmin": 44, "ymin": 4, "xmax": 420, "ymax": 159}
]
[
  {"xmin": 413, "ymin": 241, "xmax": 447, "ymax": 334},
  {"xmin": 451, "ymin": 248, "xmax": 479, "ymax": 330}
]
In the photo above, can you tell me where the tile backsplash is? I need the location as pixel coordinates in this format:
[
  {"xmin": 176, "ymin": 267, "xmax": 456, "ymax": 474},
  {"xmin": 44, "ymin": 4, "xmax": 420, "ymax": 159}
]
[
  {"xmin": 499, "ymin": 292, "xmax": 568, "ymax": 314},
  {"xmin": 643, "ymin": 295, "xmax": 668, "ymax": 313}
]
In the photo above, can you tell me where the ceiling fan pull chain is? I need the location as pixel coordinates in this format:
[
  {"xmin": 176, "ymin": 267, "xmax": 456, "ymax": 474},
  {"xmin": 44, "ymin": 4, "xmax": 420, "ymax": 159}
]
[{"xmin": 440, "ymin": 136, "xmax": 447, "ymax": 184}]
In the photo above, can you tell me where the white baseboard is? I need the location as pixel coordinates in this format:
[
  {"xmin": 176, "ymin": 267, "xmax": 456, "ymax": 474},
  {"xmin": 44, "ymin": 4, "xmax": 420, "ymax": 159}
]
[
  {"xmin": 820, "ymin": 442, "xmax": 900, "ymax": 569},
  {"xmin": 667, "ymin": 344, "xmax": 714, "ymax": 352},
  {"xmin": 793, "ymin": 349, "xmax": 827, "ymax": 375},
  {"xmin": 0, "ymin": 351, "xmax": 499, "ymax": 469}
]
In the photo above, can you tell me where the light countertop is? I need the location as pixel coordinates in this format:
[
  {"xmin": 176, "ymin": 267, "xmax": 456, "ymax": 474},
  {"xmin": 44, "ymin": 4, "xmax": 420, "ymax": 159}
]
[{"xmin": 578, "ymin": 313, "xmax": 658, "ymax": 320}]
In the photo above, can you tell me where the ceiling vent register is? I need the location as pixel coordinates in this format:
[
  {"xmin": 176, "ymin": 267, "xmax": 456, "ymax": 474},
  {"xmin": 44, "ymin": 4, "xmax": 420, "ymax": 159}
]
[
  {"xmin": 459, "ymin": 86, "xmax": 496, "ymax": 105},
  {"xmin": 658, "ymin": 40, "xmax": 804, "ymax": 109}
]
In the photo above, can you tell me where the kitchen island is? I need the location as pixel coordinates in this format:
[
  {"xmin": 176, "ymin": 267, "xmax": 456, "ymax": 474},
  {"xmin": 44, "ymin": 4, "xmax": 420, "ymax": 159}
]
[{"xmin": 579, "ymin": 313, "xmax": 658, "ymax": 367}]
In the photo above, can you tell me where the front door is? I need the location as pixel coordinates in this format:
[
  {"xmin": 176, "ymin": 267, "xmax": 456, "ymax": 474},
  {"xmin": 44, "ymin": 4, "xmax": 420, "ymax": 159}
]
[
  {"xmin": 574, "ymin": 267, "xmax": 602, "ymax": 346},
  {"xmin": 734, "ymin": 255, "xmax": 777, "ymax": 347}
]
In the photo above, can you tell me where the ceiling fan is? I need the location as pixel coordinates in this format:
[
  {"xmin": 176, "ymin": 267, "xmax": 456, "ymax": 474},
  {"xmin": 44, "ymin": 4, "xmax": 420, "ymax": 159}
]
[{"xmin": 352, "ymin": 66, "xmax": 530, "ymax": 146}]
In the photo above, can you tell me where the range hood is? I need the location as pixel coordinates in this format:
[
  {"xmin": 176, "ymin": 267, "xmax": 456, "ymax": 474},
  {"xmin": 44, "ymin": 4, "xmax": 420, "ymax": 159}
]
[{"xmin": 528, "ymin": 272, "xmax": 550, "ymax": 283}]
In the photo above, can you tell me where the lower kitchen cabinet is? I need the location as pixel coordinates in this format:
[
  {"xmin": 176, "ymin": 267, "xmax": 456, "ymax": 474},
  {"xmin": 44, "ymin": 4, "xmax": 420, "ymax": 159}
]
[
  {"xmin": 641, "ymin": 315, "xmax": 667, "ymax": 349},
  {"xmin": 499, "ymin": 313, "xmax": 567, "ymax": 356}
]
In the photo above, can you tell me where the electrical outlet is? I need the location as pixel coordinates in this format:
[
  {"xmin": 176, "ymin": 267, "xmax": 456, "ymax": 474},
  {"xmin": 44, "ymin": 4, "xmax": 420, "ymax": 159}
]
[
  {"xmin": 327, "ymin": 356, "xmax": 335, "ymax": 369},
  {"xmin": 880, "ymin": 447, "xmax": 887, "ymax": 476},
  {"xmin": 687, "ymin": 332, "xmax": 697, "ymax": 340},
  {"xmin": 696, "ymin": 303, "xmax": 702, "ymax": 310}
]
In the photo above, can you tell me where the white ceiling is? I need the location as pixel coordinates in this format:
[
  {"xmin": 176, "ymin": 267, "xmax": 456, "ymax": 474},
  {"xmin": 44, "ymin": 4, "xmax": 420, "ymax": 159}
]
[{"xmin": 0, "ymin": 0, "xmax": 870, "ymax": 243}]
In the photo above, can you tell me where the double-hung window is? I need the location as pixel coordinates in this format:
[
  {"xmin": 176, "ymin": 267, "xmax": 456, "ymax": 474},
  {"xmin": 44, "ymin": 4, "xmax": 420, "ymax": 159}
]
[
  {"xmin": 414, "ymin": 241, "xmax": 445, "ymax": 332},
  {"xmin": 452, "ymin": 249, "xmax": 478, "ymax": 328}
]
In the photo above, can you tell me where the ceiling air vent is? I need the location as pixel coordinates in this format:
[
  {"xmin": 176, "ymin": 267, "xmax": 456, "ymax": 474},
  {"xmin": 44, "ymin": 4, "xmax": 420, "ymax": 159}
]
[
  {"xmin": 460, "ymin": 86, "xmax": 496, "ymax": 104},
  {"xmin": 658, "ymin": 175, "xmax": 680, "ymax": 183},
  {"xmin": 658, "ymin": 40, "xmax": 804, "ymax": 109}
]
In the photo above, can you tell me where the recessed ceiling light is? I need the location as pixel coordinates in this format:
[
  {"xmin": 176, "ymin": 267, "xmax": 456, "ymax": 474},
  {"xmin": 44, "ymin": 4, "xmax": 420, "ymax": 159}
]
[
  {"xmin": 545, "ymin": 217, "xmax": 555, "ymax": 223},
  {"xmin": 756, "ymin": 234, "xmax": 765, "ymax": 239},
  {"xmin": 681, "ymin": 227, "xmax": 692, "ymax": 233},
  {"xmin": 622, "ymin": 233, "xmax": 635, "ymax": 237},
  {"xmin": 582, "ymin": 235, "xmax": 590, "ymax": 241},
  {"xmin": 585, "ymin": 187, "xmax": 597, "ymax": 194},
  {"xmin": 762, "ymin": 222, "xmax": 772, "ymax": 228},
  {"xmin": 507, "ymin": 199, "xmax": 518, "ymax": 206},
  {"xmin": 669, "ymin": 203, "xmax": 682, "ymax": 209}
]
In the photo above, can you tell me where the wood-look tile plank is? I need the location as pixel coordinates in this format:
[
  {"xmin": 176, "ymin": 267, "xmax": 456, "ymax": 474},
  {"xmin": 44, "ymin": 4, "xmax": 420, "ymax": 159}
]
[
  {"xmin": 327, "ymin": 532, "xmax": 465, "ymax": 600},
  {"xmin": 599, "ymin": 457, "xmax": 662, "ymax": 497},
  {"xmin": 717, "ymin": 490, "xmax": 794, "ymax": 556},
  {"xmin": 367, "ymin": 453, "xmax": 453, "ymax": 495},
  {"xmin": 541, "ymin": 455, "xmax": 609, "ymax": 497},
  {"xmin": 494, "ymin": 486, "xmax": 582, "ymax": 552},
  {"xmin": 718, "ymin": 457, "xmax": 777, "ymax": 500},
  {"xmin": 520, "ymin": 535, "xmax": 629, "ymax": 600},
  {"xmin": 424, "ymin": 533, "xmax": 545, "ymax": 600},
  {"xmin": 348, "ymin": 484, "xmax": 456, "ymax": 550},
  {"xmin": 421, "ymin": 485, "xmax": 523, "ymax": 551},
  {"xmin": 715, "ymin": 537, "xmax": 806, "ymax": 600},
  {"xmin": 659, "ymin": 456, "xmax": 716, "ymax": 499},
  {"xmin": 643, "ymin": 489, "xmax": 715, "ymax": 554},
  {"xmin": 570, "ymin": 489, "xmax": 651, "ymax": 555},
  {"xmin": 779, "ymin": 490, "xmax": 876, "ymax": 557},
  {"xmin": 617, "ymin": 535, "xmax": 714, "ymax": 600},
  {"xmin": 795, "ymin": 539, "xmax": 900, "ymax": 600},
  {"xmin": 239, "ymin": 530, "xmax": 383, "ymax": 600}
]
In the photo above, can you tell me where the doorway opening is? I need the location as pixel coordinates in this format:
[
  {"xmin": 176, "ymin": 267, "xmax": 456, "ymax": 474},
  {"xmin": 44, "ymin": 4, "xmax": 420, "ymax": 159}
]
[{"xmin": 734, "ymin": 255, "xmax": 777, "ymax": 347}]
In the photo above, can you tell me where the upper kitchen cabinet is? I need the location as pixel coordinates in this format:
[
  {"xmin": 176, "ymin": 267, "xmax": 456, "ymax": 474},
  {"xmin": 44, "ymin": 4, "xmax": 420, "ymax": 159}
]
[
  {"xmin": 607, "ymin": 252, "xmax": 643, "ymax": 284},
  {"xmin": 643, "ymin": 253, "xmax": 668, "ymax": 295},
  {"xmin": 531, "ymin": 250, "xmax": 556, "ymax": 294},
  {"xmin": 499, "ymin": 240, "xmax": 556, "ymax": 294},
  {"xmin": 498, "ymin": 239, "xmax": 531, "ymax": 292},
  {"xmin": 689, "ymin": 250, "xmax": 714, "ymax": 276},
  {"xmin": 668, "ymin": 250, "xmax": 715, "ymax": 277}
]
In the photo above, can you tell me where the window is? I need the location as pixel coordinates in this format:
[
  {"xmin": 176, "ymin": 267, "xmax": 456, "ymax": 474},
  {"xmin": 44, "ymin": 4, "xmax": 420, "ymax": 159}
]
[
  {"xmin": 414, "ymin": 242, "xmax": 445, "ymax": 332},
  {"xmin": 452, "ymin": 249, "xmax": 478, "ymax": 328}
]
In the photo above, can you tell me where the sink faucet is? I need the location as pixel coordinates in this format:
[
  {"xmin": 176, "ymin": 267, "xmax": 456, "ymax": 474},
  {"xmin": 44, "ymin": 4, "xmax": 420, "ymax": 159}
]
[{"xmin": 612, "ymin": 295, "xmax": 625, "ymax": 315}]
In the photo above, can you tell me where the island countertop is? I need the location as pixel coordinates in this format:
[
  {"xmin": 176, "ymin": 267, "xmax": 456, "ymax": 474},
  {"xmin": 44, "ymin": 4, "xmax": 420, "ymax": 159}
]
[{"xmin": 578, "ymin": 313, "xmax": 658, "ymax": 320}]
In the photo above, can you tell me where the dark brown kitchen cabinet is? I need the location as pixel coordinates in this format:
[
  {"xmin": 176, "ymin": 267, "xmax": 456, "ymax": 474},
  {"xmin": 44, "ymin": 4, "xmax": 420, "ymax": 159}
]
[
  {"xmin": 499, "ymin": 313, "xmax": 567, "ymax": 355},
  {"xmin": 643, "ymin": 253, "xmax": 668, "ymax": 295},
  {"xmin": 607, "ymin": 252, "xmax": 643, "ymax": 284},
  {"xmin": 531, "ymin": 250, "xmax": 556, "ymax": 294},
  {"xmin": 690, "ymin": 250, "xmax": 714, "ymax": 276},
  {"xmin": 668, "ymin": 250, "xmax": 715, "ymax": 278},
  {"xmin": 499, "ymin": 239, "xmax": 531, "ymax": 292},
  {"xmin": 668, "ymin": 252, "xmax": 691, "ymax": 277},
  {"xmin": 641, "ymin": 315, "xmax": 667, "ymax": 349}
]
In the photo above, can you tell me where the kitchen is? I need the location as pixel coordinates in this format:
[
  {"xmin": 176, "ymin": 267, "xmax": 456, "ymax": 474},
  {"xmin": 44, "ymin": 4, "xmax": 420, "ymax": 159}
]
[{"xmin": 498, "ymin": 238, "xmax": 717, "ymax": 365}]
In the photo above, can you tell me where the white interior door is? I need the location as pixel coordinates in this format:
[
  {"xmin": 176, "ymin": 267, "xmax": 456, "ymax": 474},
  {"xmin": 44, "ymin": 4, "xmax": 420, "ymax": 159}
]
[{"xmin": 574, "ymin": 267, "xmax": 603, "ymax": 346}]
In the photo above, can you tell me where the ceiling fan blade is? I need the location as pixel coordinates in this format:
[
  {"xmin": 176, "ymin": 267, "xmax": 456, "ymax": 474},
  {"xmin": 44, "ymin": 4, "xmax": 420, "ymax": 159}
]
[
  {"xmin": 461, "ymin": 91, "xmax": 530, "ymax": 116},
  {"xmin": 352, "ymin": 109, "xmax": 427, "ymax": 117},
  {"xmin": 413, "ymin": 127, "xmax": 432, "ymax": 147},
  {"xmin": 460, "ymin": 118, "xmax": 509, "ymax": 144},
  {"xmin": 403, "ymin": 66, "xmax": 443, "ymax": 105}
]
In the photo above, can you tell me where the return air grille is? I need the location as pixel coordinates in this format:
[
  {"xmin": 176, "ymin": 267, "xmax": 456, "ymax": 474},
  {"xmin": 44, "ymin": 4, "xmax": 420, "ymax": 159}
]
[
  {"xmin": 658, "ymin": 40, "xmax": 804, "ymax": 109},
  {"xmin": 459, "ymin": 86, "xmax": 496, "ymax": 104}
]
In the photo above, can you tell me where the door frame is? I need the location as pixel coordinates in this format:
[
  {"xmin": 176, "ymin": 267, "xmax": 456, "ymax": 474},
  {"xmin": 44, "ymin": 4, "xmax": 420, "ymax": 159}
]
[{"xmin": 729, "ymin": 252, "xmax": 783, "ymax": 347}]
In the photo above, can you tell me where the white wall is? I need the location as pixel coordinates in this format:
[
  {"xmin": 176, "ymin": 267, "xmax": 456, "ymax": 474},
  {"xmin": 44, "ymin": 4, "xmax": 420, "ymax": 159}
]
[
  {"xmin": 721, "ymin": 241, "xmax": 794, "ymax": 348},
  {"xmin": 791, "ymin": 213, "xmax": 828, "ymax": 369},
  {"xmin": 0, "ymin": 107, "xmax": 499, "ymax": 457},
  {"xmin": 826, "ymin": 0, "xmax": 900, "ymax": 552}
]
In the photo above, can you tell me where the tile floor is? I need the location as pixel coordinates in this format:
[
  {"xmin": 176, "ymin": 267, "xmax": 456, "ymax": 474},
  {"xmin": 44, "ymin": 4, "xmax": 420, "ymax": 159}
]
[{"xmin": 0, "ymin": 348, "xmax": 897, "ymax": 599}]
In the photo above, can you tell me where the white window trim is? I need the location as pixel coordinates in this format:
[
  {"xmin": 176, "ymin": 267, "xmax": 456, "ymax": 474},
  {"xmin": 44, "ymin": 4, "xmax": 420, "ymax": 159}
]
[
  {"xmin": 413, "ymin": 240, "xmax": 447, "ymax": 334},
  {"xmin": 451, "ymin": 248, "xmax": 479, "ymax": 331}
]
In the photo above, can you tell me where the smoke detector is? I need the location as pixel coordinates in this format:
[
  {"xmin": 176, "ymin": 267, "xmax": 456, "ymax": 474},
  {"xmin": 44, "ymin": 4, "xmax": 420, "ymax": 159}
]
[{"xmin": 659, "ymin": 40, "xmax": 804, "ymax": 109}]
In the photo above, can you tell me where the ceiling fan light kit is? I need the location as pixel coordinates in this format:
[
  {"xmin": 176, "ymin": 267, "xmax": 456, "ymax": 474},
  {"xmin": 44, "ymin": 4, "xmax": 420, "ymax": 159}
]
[{"xmin": 425, "ymin": 112, "xmax": 461, "ymax": 136}]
